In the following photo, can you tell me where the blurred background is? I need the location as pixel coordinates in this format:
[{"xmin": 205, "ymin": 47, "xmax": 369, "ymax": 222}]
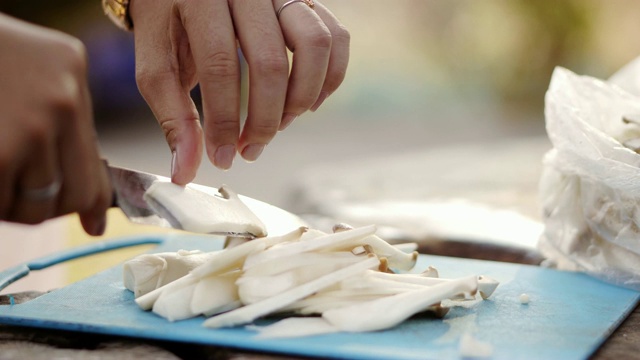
[{"xmin": 2, "ymin": 0, "xmax": 640, "ymax": 292}]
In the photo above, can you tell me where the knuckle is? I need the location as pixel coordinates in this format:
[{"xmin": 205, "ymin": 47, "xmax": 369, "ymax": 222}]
[
  {"xmin": 248, "ymin": 122, "xmax": 279, "ymax": 140},
  {"xmin": 159, "ymin": 119, "xmax": 183, "ymax": 145},
  {"xmin": 135, "ymin": 65, "xmax": 168, "ymax": 96},
  {"xmin": 54, "ymin": 36, "xmax": 89, "ymax": 74},
  {"xmin": 204, "ymin": 115, "xmax": 238, "ymax": 145},
  {"xmin": 252, "ymin": 51, "xmax": 289, "ymax": 77},
  {"xmin": 305, "ymin": 28, "xmax": 333, "ymax": 50},
  {"xmin": 331, "ymin": 24, "xmax": 351, "ymax": 44},
  {"xmin": 23, "ymin": 119, "xmax": 52, "ymax": 145},
  {"xmin": 49, "ymin": 90, "xmax": 81, "ymax": 125},
  {"xmin": 199, "ymin": 51, "xmax": 238, "ymax": 82},
  {"xmin": 211, "ymin": 116, "xmax": 238, "ymax": 133}
]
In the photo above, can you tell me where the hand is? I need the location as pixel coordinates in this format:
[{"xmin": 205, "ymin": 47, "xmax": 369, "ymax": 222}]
[
  {"xmin": 0, "ymin": 14, "xmax": 111, "ymax": 235},
  {"xmin": 129, "ymin": 0, "xmax": 350, "ymax": 184}
]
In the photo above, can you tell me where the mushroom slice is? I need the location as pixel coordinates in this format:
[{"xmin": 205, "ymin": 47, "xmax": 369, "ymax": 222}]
[
  {"xmin": 238, "ymin": 252, "xmax": 366, "ymax": 304},
  {"xmin": 203, "ymin": 255, "xmax": 380, "ymax": 328},
  {"xmin": 136, "ymin": 273, "xmax": 198, "ymax": 311},
  {"xmin": 367, "ymin": 272, "xmax": 499, "ymax": 300},
  {"xmin": 477, "ymin": 275, "xmax": 500, "ymax": 299},
  {"xmin": 322, "ymin": 275, "xmax": 478, "ymax": 332},
  {"xmin": 252, "ymin": 317, "xmax": 340, "ymax": 339},
  {"xmin": 152, "ymin": 281, "xmax": 198, "ymax": 322},
  {"xmin": 331, "ymin": 223, "xmax": 417, "ymax": 270},
  {"xmin": 137, "ymin": 241, "xmax": 265, "ymax": 310},
  {"xmin": 123, "ymin": 250, "xmax": 220, "ymax": 298},
  {"xmin": 191, "ymin": 270, "xmax": 242, "ymax": 316},
  {"xmin": 123, "ymin": 254, "xmax": 167, "ymax": 298},
  {"xmin": 242, "ymin": 225, "xmax": 377, "ymax": 270},
  {"xmin": 137, "ymin": 227, "xmax": 307, "ymax": 311},
  {"xmin": 143, "ymin": 182, "xmax": 267, "ymax": 237}
]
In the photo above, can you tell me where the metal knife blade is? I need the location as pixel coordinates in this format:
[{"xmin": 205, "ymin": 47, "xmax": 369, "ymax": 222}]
[{"xmin": 108, "ymin": 165, "xmax": 305, "ymax": 238}]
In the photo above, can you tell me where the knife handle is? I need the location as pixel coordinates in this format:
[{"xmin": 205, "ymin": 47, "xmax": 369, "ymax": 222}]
[{"xmin": 0, "ymin": 236, "xmax": 164, "ymax": 293}]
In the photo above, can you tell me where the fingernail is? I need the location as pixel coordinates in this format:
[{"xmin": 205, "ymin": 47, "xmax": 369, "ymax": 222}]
[
  {"xmin": 214, "ymin": 144, "xmax": 236, "ymax": 170},
  {"xmin": 171, "ymin": 150, "xmax": 178, "ymax": 179},
  {"xmin": 310, "ymin": 91, "xmax": 330, "ymax": 112},
  {"xmin": 279, "ymin": 113, "xmax": 298, "ymax": 131},
  {"xmin": 241, "ymin": 144, "xmax": 265, "ymax": 162}
]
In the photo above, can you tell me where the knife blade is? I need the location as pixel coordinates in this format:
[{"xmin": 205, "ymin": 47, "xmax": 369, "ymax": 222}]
[{"xmin": 108, "ymin": 165, "xmax": 305, "ymax": 238}]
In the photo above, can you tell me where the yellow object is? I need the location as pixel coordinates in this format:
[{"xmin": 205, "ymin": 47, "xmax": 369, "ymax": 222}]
[
  {"xmin": 65, "ymin": 208, "xmax": 177, "ymax": 285},
  {"xmin": 102, "ymin": 0, "xmax": 133, "ymax": 31}
]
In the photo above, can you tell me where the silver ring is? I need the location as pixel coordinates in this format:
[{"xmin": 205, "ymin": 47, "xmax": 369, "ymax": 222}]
[
  {"xmin": 276, "ymin": 0, "xmax": 315, "ymax": 19},
  {"xmin": 22, "ymin": 177, "xmax": 62, "ymax": 201}
]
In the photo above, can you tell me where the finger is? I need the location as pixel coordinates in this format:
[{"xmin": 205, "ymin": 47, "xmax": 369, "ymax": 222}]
[
  {"xmin": 178, "ymin": 0, "xmax": 240, "ymax": 170},
  {"xmin": 131, "ymin": 0, "xmax": 203, "ymax": 183},
  {"xmin": 0, "ymin": 133, "xmax": 20, "ymax": 219},
  {"xmin": 55, "ymin": 54, "xmax": 109, "ymax": 235},
  {"xmin": 77, "ymin": 87, "xmax": 111, "ymax": 236},
  {"xmin": 309, "ymin": 2, "xmax": 350, "ymax": 111},
  {"xmin": 275, "ymin": 0, "xmax": 332, "ymax": 130},
  {"xmin": 232, "ymin": 0, "xmax": 289, "ymax": 161},
  {"xmin": 78, "ymin": 158, "xmax": 111, "ymax": 237},
  {"xmin": 10, "ymin": 127, "xmax": 59, "ymax": 224}
]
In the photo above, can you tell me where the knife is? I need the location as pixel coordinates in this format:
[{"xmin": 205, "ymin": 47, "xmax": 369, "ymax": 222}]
[
  {"xmin": 108, "ymin": 165, "xmax": 305, "ymax": 238},
  {"xmin": 0, "ymin": 167, "xmax": 306, "ymax": 293}
]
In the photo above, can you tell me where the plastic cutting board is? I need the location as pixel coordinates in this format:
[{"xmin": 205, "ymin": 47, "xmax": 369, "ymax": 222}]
[{"xmin": 0, "ymin": 233, "xmax": 638, "ymax": 360}]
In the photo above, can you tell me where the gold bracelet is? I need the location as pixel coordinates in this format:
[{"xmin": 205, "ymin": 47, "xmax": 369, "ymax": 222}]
[{"xmin": 102, "ymin": 0, "xmax": 133, "ymax": 31}]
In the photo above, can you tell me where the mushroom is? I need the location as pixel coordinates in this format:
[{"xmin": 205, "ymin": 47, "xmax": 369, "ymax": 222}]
[
  {"xmin": 367, "ymin": 272, "xmax": 499, "ymax": 299},
  {"xmin": 136, "ymin": 226, "xmax": 308, "ymax": 311},
  {"xmin": 191, "ymin": 270, "xmax": 242, "ymax": 316},
  {"xmin": 331, "ymin": 223, "xmax": 418, "ymax": 270},
  {"xmin": 143, "ymin": 182, "xmax": 267, "ymax": 237},
  {"xmin": 238, "ymin": 252, "xmax": 374, "ymax": 305},
  {"xmin": 123, "ymin": 250, "xmax": 220, "ymax": 298},
  {"xmin": 252, "ymin": 317, "xmax": 340, "ymax": 339},
  {"xmin": 152, "ymin": 281, "xmax": 198, "ymax": 322},
  {"xmin": 242, "ymin": 225, "xmax": 377, "ymax": 269},
  {"xmin": 322, "ymin": 275, "xmax": 478, "ymax": 332},
  {"xmin": 124, "ymin": 223, "xmax": 499, "ymax": 338},
  {"xmin": 203, "ymin": 255, "xmax": 380, "ymax": 328}
]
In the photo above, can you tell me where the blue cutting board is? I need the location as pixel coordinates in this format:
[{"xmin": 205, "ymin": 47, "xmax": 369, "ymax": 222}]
[{"xmin": 0, "ymin": 234, "xmax": 638, "ymax": 360}]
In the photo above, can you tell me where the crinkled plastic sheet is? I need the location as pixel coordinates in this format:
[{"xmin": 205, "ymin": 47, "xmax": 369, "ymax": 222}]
[{"xmin": 539, "ymin": 57, "xmax": 640, "ymax": 290}]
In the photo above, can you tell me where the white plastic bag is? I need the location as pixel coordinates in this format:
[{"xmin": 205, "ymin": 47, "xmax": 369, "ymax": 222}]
[{"xmin": 539, "ymin": 59, "xmax": 640, "ymax": 290}]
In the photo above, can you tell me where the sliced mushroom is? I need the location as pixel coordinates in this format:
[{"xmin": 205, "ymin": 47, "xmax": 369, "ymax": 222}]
[
  {"xmin": 203, "ymin": 256, "xmax": 380, "ymax": 328},
  {"xmin": 322, "ymin": 275, "xmax": 478, "ymax": 332},
  {"xmin": 143, "ymin": 182, "xmax": 267, "ymax": 237}
]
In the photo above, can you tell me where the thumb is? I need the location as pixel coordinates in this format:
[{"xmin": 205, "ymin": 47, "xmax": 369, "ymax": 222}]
[
  {"xmin": 166, "ymin": 118, "xmax": 203, "ymax": 185},
  {"xmin": 131, "ymin": 1, "xmax": 203, "ymax": 185}
]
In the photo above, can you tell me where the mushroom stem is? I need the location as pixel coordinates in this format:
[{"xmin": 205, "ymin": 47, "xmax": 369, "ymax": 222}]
[
  {"xmin": 203, "ymin": 255, "xmax": 380, "ymax": 328},
  {"xmin": 322, "ymin": 275, "xmax": 478, "ymax": 332},
  {"xmin": 242, "ymin": 225, "xmax": 377, "ymax": 269}
]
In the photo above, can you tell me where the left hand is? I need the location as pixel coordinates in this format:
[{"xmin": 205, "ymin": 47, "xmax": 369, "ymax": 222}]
[{"xmin": 129, "ymin": 0, "xmax": 350, "ymax": 184}]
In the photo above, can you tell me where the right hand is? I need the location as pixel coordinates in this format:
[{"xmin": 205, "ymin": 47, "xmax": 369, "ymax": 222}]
[{"xmin": 0, "ymin": 14, "xmax": 111, "ymax": 235}]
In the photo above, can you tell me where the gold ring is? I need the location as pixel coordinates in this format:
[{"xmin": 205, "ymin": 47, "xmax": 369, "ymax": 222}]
[{"xmin": 276, "ymin": 0, "xmax": 315, "ymax": 19}]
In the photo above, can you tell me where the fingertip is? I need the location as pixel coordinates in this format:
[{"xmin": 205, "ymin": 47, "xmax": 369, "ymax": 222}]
[
  {"xmin": 279, "ymin": 113, "xmax": 298, "ymax": 131},
  {"xmin": 209, "ymin": 144, "xmax": 236, "ymax": 170},
  {"xmin": 168, "ymin": 125, "xmax": 203, "ymax": 185},
  {"xmin": 171, "ymin": 149, "xmax": 199, "ymax": 185},
  {"xmin": 310, "ymin": 91, "xmax": 330, "ymax": 112},
  {"xmin": 241, "ymin": 143, "xmax": 266, "ymax": 162},
  {"xmin": 80, "ymin": 213, "xmax": 106, "ymax": 236}
]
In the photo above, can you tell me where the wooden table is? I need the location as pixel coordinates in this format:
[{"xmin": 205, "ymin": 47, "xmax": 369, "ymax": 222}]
[{"xmin": 0, "ymin": 241, "xmax": 638, "ymax": 360}]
